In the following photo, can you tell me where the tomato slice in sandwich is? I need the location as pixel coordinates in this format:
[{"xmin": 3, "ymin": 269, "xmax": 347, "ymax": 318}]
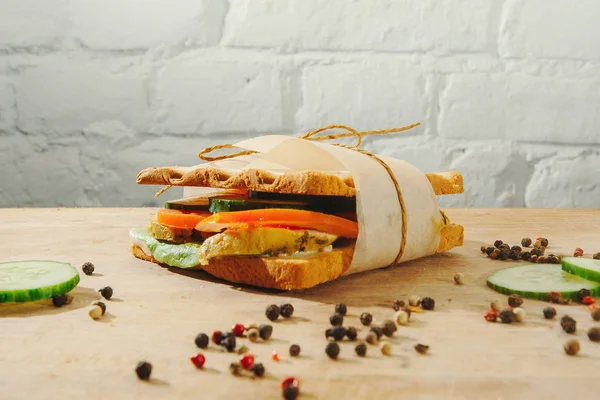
[
  {"xmin": 195, "ymin": 209, "xmax": 359, "ymax": 239},
  {"xmin": 157, "ymin": 209, "xmax": 213, "ymax": 229}
]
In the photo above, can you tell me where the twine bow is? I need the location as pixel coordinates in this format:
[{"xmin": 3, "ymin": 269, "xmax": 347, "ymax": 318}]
[{"xmin": 193, "ymin": 122, "xmax": 421, "ymax": 267}]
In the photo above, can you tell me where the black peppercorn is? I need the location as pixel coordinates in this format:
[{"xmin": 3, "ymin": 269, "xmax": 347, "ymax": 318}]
[
  {"xmin": 325, "ymin": 342, "xmax": 340, "ymax": 359},
  {"xmin": 507, "ymin": 294, "xmax": 523, "ymax": 308},
  {"xmin": 499, "ymin": 309, "xmax": 514, "ymax": 324},
  {"xmin": 229, "ymin": 362, "xmax": 241, "ymax": 376},
  {"xmin": 530, "ymin": 248, "xmax": 542, "ymax": 257},
  {"xmin": 330, "ymin": 313, "xmax": 344, "ymax": 326},
  {"xmin": 499, "ymin": 244, "xmax": 511, "ymax": 252},
  {"xmin": 251, "ymin": 362, "xmax": 265, "ymax": 377},
  {"xmin": 370, "ymin": 326, "xmax": 383, "ymax": 340},
  {"xmin": 414, "ymin": 344, "xmax": 429, "ymax": 354},
  {"xmin": 99, "ymin": 286, "xmax": 113, "ymax": 300},
  {"xmin": 509, "ymin": 251, "xmax": 520, "ymax": 260},
  {"xmin": 283, "ymin": 386, "xmax": 299, "ymax": 400},
  {"xmin": 135, "ymin": 361, "xmax": 152, "ymax": 380},
  {"xmin": 195, "ymin": 333, "xmax": 209, "ymax": 348},
  {"xmin": 578, "ymin": 289, "xmax": 591, "ymax": 302},
  {"xmin": 521, "ymin": 238, "xmax": 532, "ymax": 247},
  {"xmin": 543, "ymin": 307, "xmax": 556, "ymax": 319},
  {"xmin": 265, "ymin": 304, "xmax": 280, "ymax": 321},
  {"xmin": 591, "ymin": 308, "xmax": 600, "ymax": 321},
  {"xmin": 381, "ymin": 320, "xmax": 397, "ymax": 337},
  {"xmin": 94, "ymin": 301, "xmax": 106, "ymax": 315},
  {"xmin": 280, "ymin": 303, "xmax": 294, "ymax": 318},
  {"xmin": 540, "ymin": 238, "xmax": 549, "ymax": 247},
  {"xmin": 52, "ymin": 294, "xmax": 68, "ymax": 307},
  {"xmin": 587, "ymin": 327, "xmax": 600, "ymax": 342},
  {"xmin": 360, "ymin": 312, "xmax": 373, "ymax": 326},
  {"xmin": 521, "ymin": 251, "xmax": 531, "ymax": 261},
  {"xmin": 289, "ymin": 344, "xmax": 301, "ymax": 357},
  {"xmin": 560, "ymin": 315, "xmax": 577, "ymax": 334},
  {"xmin": 335, "ymin": 303, "xmax": 347, "ymax": 315},
  {"xmin": 494, "ymin": 240, "xmax": 503, "ymax": 248},
  {"xmin": 594, "ymin": 252, "xmax": 600, "ymax": 260},
  {"xmin": 546, "ymin": 255, "xmax": 560, "ymax": 264},
  {"xmin": 222, "ymin": 335, "xmax": 236, "ymax": 352},
  {"xmin": 325, "ymin": 328, "xmax": 333, "ymax": 339},
  {"xmin": 82, "ymin": 262, "xmax": 95, "ymax": 275},
  {"xmin": 392, "ymin": 300, "xmax": 405, "ymax": 311},
  {"xmin": 486, "ymin": 246, "xmax": 495, "ymax": 256},
  {"xmin": 510, "ymin": 245, "xmax": 522, "ymax": 253},
  {"xmin": 497, "ymin": 250, "xmax": 509, "ymax": 261},
  {"xmin": 421, "ymin": 297, "xmax": 435, "ymax": 311},
  {"xmin": 355, "ymin": 342, "xmax": 367, "ymax": 357},
  {"xmin": 345, "ymin": 326, "xmax": 357, "ymax": 341},
  {"xmin": 258, "ymin": 324, "xmax": 273, "ymax": 340},
  {"xmin": 330, "ymin": 326, "xmax": 346, "ymax": 341}
]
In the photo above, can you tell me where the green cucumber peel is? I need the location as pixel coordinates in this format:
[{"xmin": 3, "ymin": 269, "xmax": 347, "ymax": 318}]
[{"xmin": 561, "ymin": 257, "xmax": 600, "ymax": 283}]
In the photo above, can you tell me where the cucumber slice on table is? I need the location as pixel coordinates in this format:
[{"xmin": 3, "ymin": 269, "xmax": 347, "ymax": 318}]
[
  {"xmin": 486, "ymin": 264, "xmax": 600, "ymax": 301},
  {"xmin": 561, "ymin": 257, "xmax": 600, "ymax": 283},
  {"xmin": 0, "ymin": 260, "xmax": 80, "ymax": 303}
]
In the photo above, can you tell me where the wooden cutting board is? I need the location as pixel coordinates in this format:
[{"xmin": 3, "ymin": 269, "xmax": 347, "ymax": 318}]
[{"xmin": 1, "ymin": 208, "xmax": 599, "ymax": 400}]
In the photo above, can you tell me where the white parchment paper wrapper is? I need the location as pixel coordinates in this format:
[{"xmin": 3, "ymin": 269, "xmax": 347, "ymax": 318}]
[{"xmin": 184, "ymin": 135, "xmax": 443, "ymax": 275}]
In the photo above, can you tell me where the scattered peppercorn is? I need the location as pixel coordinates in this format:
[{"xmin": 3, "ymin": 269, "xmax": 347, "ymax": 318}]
[
  {"xmin": 587, "ymin": 327, "xmax": 600, "ymax": 342},
  {"xmin": 330, "ymin": 326, "xmax": 347, "ymax": 341},
  {"xmin": 513, "ymin": 307, "xmax": 526, "ymax": 323},
  {"xmin": 222, "ymin": 336, "xmax": 236, "ymax": 352},
  {"xmin": 135, "ymin": 361, "xmax": 152, "ymax": 380},
  {"xmin": 509, "ymin": 251, "xmax": 520, "ymax": 260},
  {"xmin": 574, "ymin": 250, "xmax": 584, "ymax": 257},
  {"xmin": 271, "ymin": 350, "xmax": 280, "ymax": 362},
  {"xmin": 280, "ymin": 303, "xmax": 294, "ymax": 318},
  {"xmin": 246, "ymin": 321, "xmax": 258, "ymax": 331},
  {"xmin": 563, "ymin": 340, "xmax": 580, "ymax": 356},
  {"xmin": 539, "ymin": 246, "xmax": 546, "ymax": 255},
  {"xmin": 494, "ymin": 240, "xmax": 503, "ymax": 248},
  {"xmin": 247, "ymin": 327, "xmax": 259, "ymax": 342},
  {"xmin": 499, "ymin": 309, "xmax": 514, "ymax": 324},
  {"xmin": 546, "ymin": 255, "xmax": 560, "ymax": 264},
  {"xmin": 190, "ymin": 353, "xmax": 206, "ymax": 369},
  {"xmin": 229, "ymin": 362, "xmax": 242, "ymax": 376},
  {"xmin": 334, "ymin": 303, "xmax": 347, "ymax": 316},
  {"xmin": 480, "ymin": 245, "xmax": 487, "ymax": 253},
  {"xmin": 579, "ymin": 289, "xmax": 593, "ymax": 302},
  {"xmin": 490, "ymin": 299, "xmax": 503, "ymax": 312},
  {"xmin": 98, "ymin": 286, "xmax": 113, "ymax": 300},
  {"xmin": 265, "ymin": 304, "xmax": 280, "ymax": 321},
  {"xmin": 521, "ymin": 238, "xmax": 532, "ymax": 247},
  {"xmin": 211, "ymin": 331, "xmax": 223, "ymax": 344},
  {"xmin": 346, "ymin": 326, "xmax": 358, "ymax": 341},
  {"xmin": 490, "ymin": 249, "xmax": 500, "ymax": 260},
  {"xmin": 381, "ymin": 320, "xmax": 397, "ymax": 337},
  {"xmin": 240, "ymin": 354, "xmax": 255, "ymax": 370},
  {"xmin": 360, "ymin": 312, "xmax": 373, "ymax": 326},
  {"xmin": 534, "ymin": 240, "xmax": 542, "ymax": 248},
  {"xmin": 486, "ymin": 246, "xmax": 495, "ymax": 256},
  {"xmin": 414, "ymin": 344, "xmax": 429, "ymax": 354},
  {"xmin": 453, "ymin": 273, "xmax": 465, "ymax": 284},
  {"xmin": 540, "ymin": 238, "xmax": 549, "ymax": 247},
  {"xmin": 591, "ymin": 307, "xmax": 600, "ymax": 321},
  {"xmin": 499, "ymin": 244, "xmax": 511, "ymax": 252},
  {"xmin": 537, "ymin": 256, "xmax": 548, "ymax": 264},
  {"xmin": 325, "ymin": 342, "xmax": 340, "ymax": 359},
  {"xmin": 548, "ymin": 291, "xmax": 562, "ymax": 304},
  {"xmin": 394, "ymin": 310, "xmax": 409, "ymax": 325},
  {"xmin": 393, "ymin": 300, "xmax": 405, "ymax": 311},
  {"xmin": 289, "ymin": 344, "xmax": 301, "ymax": 357},
  {"xmin": 283, "ymin": 386, "xmax": 299, "ymax": 400},
  {"xmin": 355, "ymin": 342, "xmax": 367, "ymax": 357},
  {"xmin": 379, "ymin": 341, "xmax": 392, "ymax": 356},
  {"xmin": 521, "ymin": 251, "xmax": 531, "ymax": 261},
  {"xmin": 530, "ymin": 254, "xmax": 538, "ymax": 263},
  {"xmin": 370, "ymin": 326, "xmax": 383, "ymax": 340},
  {"xmin": 408, "ymin": 295, "xmax": 421, "ymax": 307},
  {"xmin": 530, "ymin": 248, "xmax": 542, "ymax": 257},
  {"xmin": 497, "ymin": 250, "xmax": 509, "ymax": 261},
  {"xmin": 594, "ymin": 252, "xmax": 600, "ymax": 260},
  {"xmin": 237, "ymin": 345, "xmax": 249, "ymax": 355},
  {"xmin": 52, "ymin": 294, "xmax": 68, "ymax": 307},
  {"xmin": 421, "ymin": 297, "xmax": 435, "ymax": 311},
  {"xmin": 82, "ymin": 262, "xmax": 95, "ymax": 275},
  {"xmin": 88, "ymin": 302, "xmax": 105, "ymax": 320},
  {"xmin": 232, "ymin": 323, "xmax": 245, "ymax": 337},
  {"xmin": 330, "ymin": 313, "xmax": 344, "ymax": 326},
  {"xmin": 365, "ymin": 332, "xmax": 378, "ymax": 345},
  {"xmin": 258, "ymin": 324, "xmax": 273, "ymax": 341},
  {"xmin": 582, "ymin": 296, "xmax": 596, "ymax": 306},
  {"xmin": 484, "ymin": 309, "xmax": 498, "ymax": 322},
  {"xmin": 251, "ymin": 363, "xmax": 265, "ymax": 378},
  {"xmin": 507, "ymin": 294, "xmax": 523, "ymax": 308},
  {"xmin": 560, "ymin": 315, "xmax": 577, "ymax": 334},
  {"xmin": 543, "ymin": 307, "xmax": 557, "ymax": 319},
  {"xmin": 195, "ymin": 333, "xmax": 209, "ymax": 349},
  {"xmin": 510, "ymin": 245, "xmax": 522, "ymax": 253}
]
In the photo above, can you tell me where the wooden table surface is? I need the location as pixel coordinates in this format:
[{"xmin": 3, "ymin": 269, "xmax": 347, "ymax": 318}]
[{"xmin": 1, "ymin": 208, "xmax": 600, "ymax": 400}]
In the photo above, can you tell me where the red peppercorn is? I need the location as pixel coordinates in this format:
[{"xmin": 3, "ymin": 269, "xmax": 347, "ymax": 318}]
[
  {"xmin": 271, "ymin": 350, "xmax": 280, "ymax": 362},
  {"xmin": 190, "ymin": 353, "xmax": 206, "ymax": 369},
  {"xmin": 240, "ymin": 354, "xmax": 255, "ymax": 370},
  {"xmin": 232, "ymin": 323, "xmax": 245, "ymax": 337},
  {"xmin": 281, "ymin": 377, "xmax": 300, "ymax": 390},
  {"xmin": 582, "ymin": 296, "xmax": 596, "ymax": 305},
  {"xmin": 484, "ymin": 309, "xmax": 498, "ymax": 322},
  {"xmin": 211, "ymin": 330, "xmax": 223, "ymax": 344}
]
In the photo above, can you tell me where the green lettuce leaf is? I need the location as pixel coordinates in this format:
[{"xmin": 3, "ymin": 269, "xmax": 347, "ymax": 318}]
[{"xmin": 129, "ymin": 228, "xmax": 201, "ymax": 269}]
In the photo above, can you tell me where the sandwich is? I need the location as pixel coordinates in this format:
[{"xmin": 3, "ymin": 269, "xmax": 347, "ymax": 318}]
[{"xmin": 130, "ymin": 127, "xmax": 464, "ymax": 290}]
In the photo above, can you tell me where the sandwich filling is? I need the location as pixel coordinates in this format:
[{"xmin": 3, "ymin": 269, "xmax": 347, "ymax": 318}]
[{"xmin": 131, "ymin": 190, "xmax": 358, "ymax": 269}]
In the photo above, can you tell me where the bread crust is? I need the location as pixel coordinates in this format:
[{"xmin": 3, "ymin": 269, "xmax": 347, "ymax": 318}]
[
  {"xmin": 136, "ymin": 165, "xmax": 464, "ymax": 197},
  {"xmin": 131, "ymin": 243, "xmax": 355, "ymax": 290}
]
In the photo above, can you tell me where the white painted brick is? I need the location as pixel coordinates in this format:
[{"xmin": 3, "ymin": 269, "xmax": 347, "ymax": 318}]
[
  {"xmin": 154, "ymin": 59, "xmax": 283, "ymax": 134},
  {"xmin": 297, "ymin": 61, "xmax": 425, "ymax": 131},
  {"xmin": 225, "ymin": 0, "xmax": 493, "ymax": 53},
  {"xmin": 0, "ymin": 0, "xmax": 66, "ymax": 48},
  {"xmin": 365, "ymin": 137, "xmax": 451, "ymax": 174},
  {"xmin": 439, "ymin": 74, "xmax": 600, "ymax": 143},
  {"xmin": 0, "ymin": 76, "xmax": 15, "ymax": 133},
  {"xmin": 525, "ymin": 152, "xmax": 600, "ymax": 208},
  {"xmin": 68, "ymin": 0, "xmax": 228, "ymax": 50},
  {"xmin": 15, "ymin": 57, "xmax": 148, "ymax": 136},
  {"xmin": 500, "ymin": 0, "xmax": 600, "ymax": 60}
]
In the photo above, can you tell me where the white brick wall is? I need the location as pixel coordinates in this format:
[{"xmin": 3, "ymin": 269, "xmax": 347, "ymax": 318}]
[{"xmin": 0, "ymin": 0, "xmax": 599, "ymax": 208}]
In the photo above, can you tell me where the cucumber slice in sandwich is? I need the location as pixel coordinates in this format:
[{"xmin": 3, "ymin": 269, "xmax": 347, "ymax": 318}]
[
  {"xmin": 486, "ymin": 264, "xmax": 600, "ymax": 301},
  {"xmin": 561, "ymin": 257, "xmax": 600, "ymax": 283},
  {"xmin": 0, "ymin": 260, "xmax": 80, "ymax": 303}
]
